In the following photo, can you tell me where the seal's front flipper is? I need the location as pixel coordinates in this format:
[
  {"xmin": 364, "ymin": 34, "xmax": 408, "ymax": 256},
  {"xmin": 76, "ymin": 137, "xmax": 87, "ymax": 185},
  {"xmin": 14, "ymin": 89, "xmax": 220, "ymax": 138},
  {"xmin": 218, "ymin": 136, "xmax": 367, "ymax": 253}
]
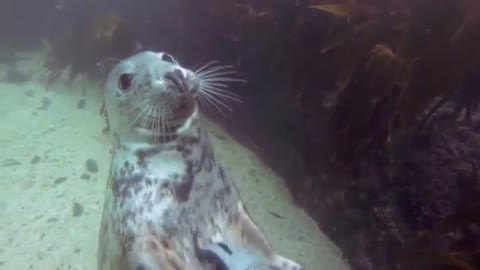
[
  {"xmin": 196, "ymin": 240, "xmax": 269, "ymax": 270},
  {"xmin": 226, "ymin": 202, "xmax": 305, "ymax": 270},
  {"xmin": 126, "ymin": 236, "xmax": 186, "ymax": 270}
]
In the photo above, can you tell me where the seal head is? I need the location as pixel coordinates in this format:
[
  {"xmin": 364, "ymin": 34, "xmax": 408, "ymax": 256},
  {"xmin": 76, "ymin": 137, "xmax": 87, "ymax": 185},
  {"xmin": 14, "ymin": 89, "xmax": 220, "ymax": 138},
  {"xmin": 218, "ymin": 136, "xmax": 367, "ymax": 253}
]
[{"xmin": 104, "ymin": 51, "xmax": 200, "ymax": 142}]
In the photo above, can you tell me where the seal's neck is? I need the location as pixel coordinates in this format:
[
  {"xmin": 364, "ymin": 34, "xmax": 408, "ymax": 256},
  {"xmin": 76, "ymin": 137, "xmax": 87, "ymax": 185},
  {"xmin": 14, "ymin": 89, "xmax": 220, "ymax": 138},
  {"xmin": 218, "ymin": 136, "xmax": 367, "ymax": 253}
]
[{"xmin": 112, "ymin": 107, "xmax": 209, "ymax": 179}]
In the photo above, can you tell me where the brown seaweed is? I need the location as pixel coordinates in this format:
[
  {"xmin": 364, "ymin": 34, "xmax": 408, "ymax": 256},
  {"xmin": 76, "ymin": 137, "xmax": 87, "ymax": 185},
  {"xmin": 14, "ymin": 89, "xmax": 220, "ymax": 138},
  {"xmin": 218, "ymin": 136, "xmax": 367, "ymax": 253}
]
[{"xmin": 43, "ymin": 12, "xmax": 141, "ymax": 88}]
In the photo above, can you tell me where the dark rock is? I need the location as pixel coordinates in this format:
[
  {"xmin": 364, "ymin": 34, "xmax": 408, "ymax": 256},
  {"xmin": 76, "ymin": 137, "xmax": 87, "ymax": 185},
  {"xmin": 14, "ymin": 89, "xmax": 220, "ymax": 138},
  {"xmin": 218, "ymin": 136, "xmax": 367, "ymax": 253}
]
[
  {"xmin": 76, "ymin": 99, "xmax": 86, "ymax": 109},
  {"xmin": 30, "ymin": 155, "xmax": 41, "ymax": 164},
  {"xmin": 54, "ymin": 177, "xmax": 67, "ymax": 185},
  {"xmin": 2, "ymin": 159, "xmax": 21, "ymax": 167},
  {"xmin": 72, "ymin": 202, "xmax": 84, "ymax": 217},
  {"xmin": 85, "ymin": 159, "xmax": 99, "ymax": 173}
]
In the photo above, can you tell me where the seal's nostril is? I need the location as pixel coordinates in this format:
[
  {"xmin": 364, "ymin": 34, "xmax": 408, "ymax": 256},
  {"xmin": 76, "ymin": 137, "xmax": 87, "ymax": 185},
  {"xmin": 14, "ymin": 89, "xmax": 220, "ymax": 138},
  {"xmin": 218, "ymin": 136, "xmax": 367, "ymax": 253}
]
[
  {"xmin": 166, "ymin": 69, "xmax": 184, "ymax": 81},
  {"xmin": 164, "ymin": 69, "xmax": 187, "ymax": 92},
  {"xmin": 172, "ymin": 68, "xmax": 184, "ymax": 78}
]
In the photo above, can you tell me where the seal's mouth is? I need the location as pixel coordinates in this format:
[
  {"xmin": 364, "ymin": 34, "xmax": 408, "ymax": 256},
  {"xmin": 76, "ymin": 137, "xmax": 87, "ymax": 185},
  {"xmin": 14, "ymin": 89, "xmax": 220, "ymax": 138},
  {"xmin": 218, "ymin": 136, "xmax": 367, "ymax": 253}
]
[{"xmin": 132, "ymin": 91, "xmax": 196, "ymax": 138}]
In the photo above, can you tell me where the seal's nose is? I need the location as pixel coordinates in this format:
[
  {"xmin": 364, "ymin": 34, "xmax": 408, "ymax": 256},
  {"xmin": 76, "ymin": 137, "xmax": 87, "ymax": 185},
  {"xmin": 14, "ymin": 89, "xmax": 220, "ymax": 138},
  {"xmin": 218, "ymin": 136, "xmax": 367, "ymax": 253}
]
[{"xmin": 164, "ymin": 69, "xmax": 188, "ymax": 92}]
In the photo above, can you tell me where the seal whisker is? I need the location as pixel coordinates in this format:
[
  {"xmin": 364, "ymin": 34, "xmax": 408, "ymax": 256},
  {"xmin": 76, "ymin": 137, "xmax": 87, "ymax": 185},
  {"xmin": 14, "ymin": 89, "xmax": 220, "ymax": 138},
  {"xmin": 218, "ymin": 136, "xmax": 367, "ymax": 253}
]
[
  {"xmin": 195, "ymin": 63, "xmax": 244, "ymax": 116},
  {"xmin": 165, "ymin": 106, "xmax": 173, "ymax": 117},
  {"xmin": 160, "ymin": 105, "xmax": 167, "ymax": 143},
  {"xmin": 197, "ymin": 94, "xmax": 208, "ymax": 108},
  {"xmin": 195, "ymin": 64, "xmax": 234, "ymax": 76},
  {"xmin": 196, "ymin": 66, "xmax": 235, "ymax": 76},
  {"xmin": 200, "ymin": 84, "xmax": 242, "ymax": 103},
  {"xmin": 158, "ymin": 107, "xmax": 164, "ymax": 143},
  {"xmin": 200, "ymin": 81, "xmax": 229, "ymax": 88},
  {"xmin": 151, "ymin": 107, "xmax": 157, "ymax": 130},
  {"xmin": 141, "ymin": 106, "xmax": 154, "ymax": 130},
  {"xmin": 199, "ymin": 91, "xmax": 229, "ymax": 116},
  {"xmin": 201, "ymin": 82, "xmax": 243, "ymax": 103},
  {"xmin": 200, "ymin": 91, "xmax": 241, "ymax": 105},
  {"xmin": 152, "ymin": 105, "xmax": 163, "ymax": 143},
  {"xmin": 194, "ymin": 60, "xmax": 220, "ymax": 74},
  {"xmin": 166, "ymin": 107, "xmax": 173, "ymax": 133},
  {"xmin": 164, "ymin": 106, "xmax": 171, "ymax": 141},
  {"xmin": 127, "ymin": 99, "xmax": 150, "ymax": 112},
  {"xmin": 201, "ymin": 77, "xmax": 247, "ymax": 83},
  {"xmin": 197, "ymin": 94, "xmax": 214, "ymax": 113},
  {"xmin": 198, "ymin": 90, "xmax": 233, "ymax": 116},
  {"xmin": 201, "ymin": 82, "xmax": 239, "ymax": 93},
  {"xmin": 197, "ymin": 70, "xmax": 237, "ymax": 79},
  {"xmin": 159, "ymin": 106, "xmax": 164, "ymax": 142},
  {"xmin": 130, "ymin": 105, "xmax": 150, "ymax": 128}
]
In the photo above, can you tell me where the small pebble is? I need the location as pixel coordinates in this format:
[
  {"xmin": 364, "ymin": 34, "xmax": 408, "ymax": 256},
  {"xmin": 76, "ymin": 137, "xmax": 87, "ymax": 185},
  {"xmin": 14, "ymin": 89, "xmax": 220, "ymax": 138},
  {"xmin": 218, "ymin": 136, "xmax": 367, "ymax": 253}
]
[
  {"xmin": 55, "ymin": 189, "xmax": 65, "ymax": 198},
  {"xmin": 85, "ymin": 159, "xmax": 99, "ymax": 173},
  {"xmin": 46, "ymin": 217, "xmax": 58, "ymax": 223},
  {"xmin": 30, "ymin": 155, "xmax": 41, "ymax": 164},
  {"xmin": 21, "ymin": 180, "xmax": 34, "ymax": 190},
  {"xmin": 80, "ymin": 173, "xmax": 91, "ymax": 180},
  {"xmin": 41, "ymin": 97, "xmax": 51, "ymax": 108},
  {"xmin": 2, "ymin": 159, "xmax": 21, "ymax": 167},
  {"xmin": 72, "ymin": 202, "xmax": 84, "ymax": 217},
  {"xmin": 0, "ymin": 201, "xmax": 6, "ymax": 212},
  {"xmin": 24, "ymin": 90, "xmax": 34, "ymax": 97},
  {"xmin": 76, "ymin": 99, "xmax": 86, "ymax": 109},
  {"xmin": 54, "ymin": 177, "xmax": 67, "ymax": 185}
]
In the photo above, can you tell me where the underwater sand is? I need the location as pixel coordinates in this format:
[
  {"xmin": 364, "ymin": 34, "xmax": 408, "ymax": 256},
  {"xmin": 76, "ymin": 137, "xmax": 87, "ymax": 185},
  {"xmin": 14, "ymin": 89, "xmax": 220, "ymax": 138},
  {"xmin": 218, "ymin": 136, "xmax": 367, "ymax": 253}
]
[{"xmin": 0, "ymin": 53, "xmax": 350, "ymax": 270}]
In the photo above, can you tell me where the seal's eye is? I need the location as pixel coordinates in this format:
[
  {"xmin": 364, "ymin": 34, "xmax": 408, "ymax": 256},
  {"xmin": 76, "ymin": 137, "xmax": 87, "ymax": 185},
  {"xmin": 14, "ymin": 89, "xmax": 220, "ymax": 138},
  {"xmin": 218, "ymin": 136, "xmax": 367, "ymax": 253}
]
[
  {"xmin": 161, "ymin": 53, "xmax": 175, "ymax": 63},
  {"xmin": 118, "ymin": 73, "xmax": 134, "ymax": 91}
]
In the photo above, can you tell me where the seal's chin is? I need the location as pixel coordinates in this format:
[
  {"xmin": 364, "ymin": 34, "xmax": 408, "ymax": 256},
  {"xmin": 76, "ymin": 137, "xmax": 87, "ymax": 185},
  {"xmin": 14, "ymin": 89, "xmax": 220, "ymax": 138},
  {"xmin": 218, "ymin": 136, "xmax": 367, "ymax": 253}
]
[{"xmin": 133, "ymin": 93, "xmax": 196, "ymax": 137}]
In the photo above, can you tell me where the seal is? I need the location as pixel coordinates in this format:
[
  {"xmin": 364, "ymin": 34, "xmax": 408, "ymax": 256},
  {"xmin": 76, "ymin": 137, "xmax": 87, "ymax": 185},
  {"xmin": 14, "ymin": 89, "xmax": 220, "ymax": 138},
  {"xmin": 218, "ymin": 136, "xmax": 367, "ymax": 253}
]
[{"xmin": 97, "ymin": 51, "xmax": 305, "ymax": 270}]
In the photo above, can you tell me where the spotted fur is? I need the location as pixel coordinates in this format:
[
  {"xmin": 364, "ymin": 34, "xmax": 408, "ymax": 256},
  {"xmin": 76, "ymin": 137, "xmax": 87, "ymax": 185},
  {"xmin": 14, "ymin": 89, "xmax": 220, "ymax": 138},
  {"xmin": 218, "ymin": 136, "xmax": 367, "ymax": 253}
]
[{"xmin": 97, "ymin": 51, "xmax": 305, "ymax": 270}]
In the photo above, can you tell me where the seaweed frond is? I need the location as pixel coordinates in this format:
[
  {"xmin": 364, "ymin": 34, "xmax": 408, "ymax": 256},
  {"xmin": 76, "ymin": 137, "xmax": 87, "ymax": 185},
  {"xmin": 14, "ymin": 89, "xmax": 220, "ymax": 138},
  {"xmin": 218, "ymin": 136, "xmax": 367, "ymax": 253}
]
[{"xmin": 43, "ymin": 12, "xmax": 141, "ymax": 88}]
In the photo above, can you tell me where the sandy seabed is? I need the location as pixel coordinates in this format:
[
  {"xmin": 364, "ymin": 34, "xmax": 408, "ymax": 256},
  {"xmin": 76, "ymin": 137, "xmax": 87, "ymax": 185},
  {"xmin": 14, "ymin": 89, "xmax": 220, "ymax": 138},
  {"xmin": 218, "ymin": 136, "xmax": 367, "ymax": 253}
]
[{"xmin": 0, "ymin": 52, "xmax": 350, "ymax": 270}]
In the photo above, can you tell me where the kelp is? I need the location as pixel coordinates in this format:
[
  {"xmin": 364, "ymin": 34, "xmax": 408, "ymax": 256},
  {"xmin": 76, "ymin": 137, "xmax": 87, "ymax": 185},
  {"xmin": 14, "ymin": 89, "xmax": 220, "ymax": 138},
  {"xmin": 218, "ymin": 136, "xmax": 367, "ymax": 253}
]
[
  {"xmin": 403, "ymin": 202, "xmax": 480, "ymax": 270},
  {"xmin": 309, "ymin": 0, "xmax": 480, "ymax": 166},
  {"xmin": 310, "ymin": 4, "xmax": 353, "ymax": 17},
  {"xmin": 43, "ymin": 12, "xmax": 141, "ymax": 88},
  {"xmin": 401, "ymin": 250, "xmax": 480, "ymax": 270},
  {"xmin": 420, "ymin": 202, "xmax": 480, "ymax": 237},
  {"xmin": 331, "ymin": 43, "xmax": 402, "ymax": 163}
]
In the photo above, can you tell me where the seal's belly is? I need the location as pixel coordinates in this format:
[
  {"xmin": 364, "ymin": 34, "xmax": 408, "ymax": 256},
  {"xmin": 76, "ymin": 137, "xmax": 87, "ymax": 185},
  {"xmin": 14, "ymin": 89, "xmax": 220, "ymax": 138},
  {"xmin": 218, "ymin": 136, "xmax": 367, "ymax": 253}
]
[{"xmin": 98, "ymin": 160, "xmax": 240, "ymax": 270}]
